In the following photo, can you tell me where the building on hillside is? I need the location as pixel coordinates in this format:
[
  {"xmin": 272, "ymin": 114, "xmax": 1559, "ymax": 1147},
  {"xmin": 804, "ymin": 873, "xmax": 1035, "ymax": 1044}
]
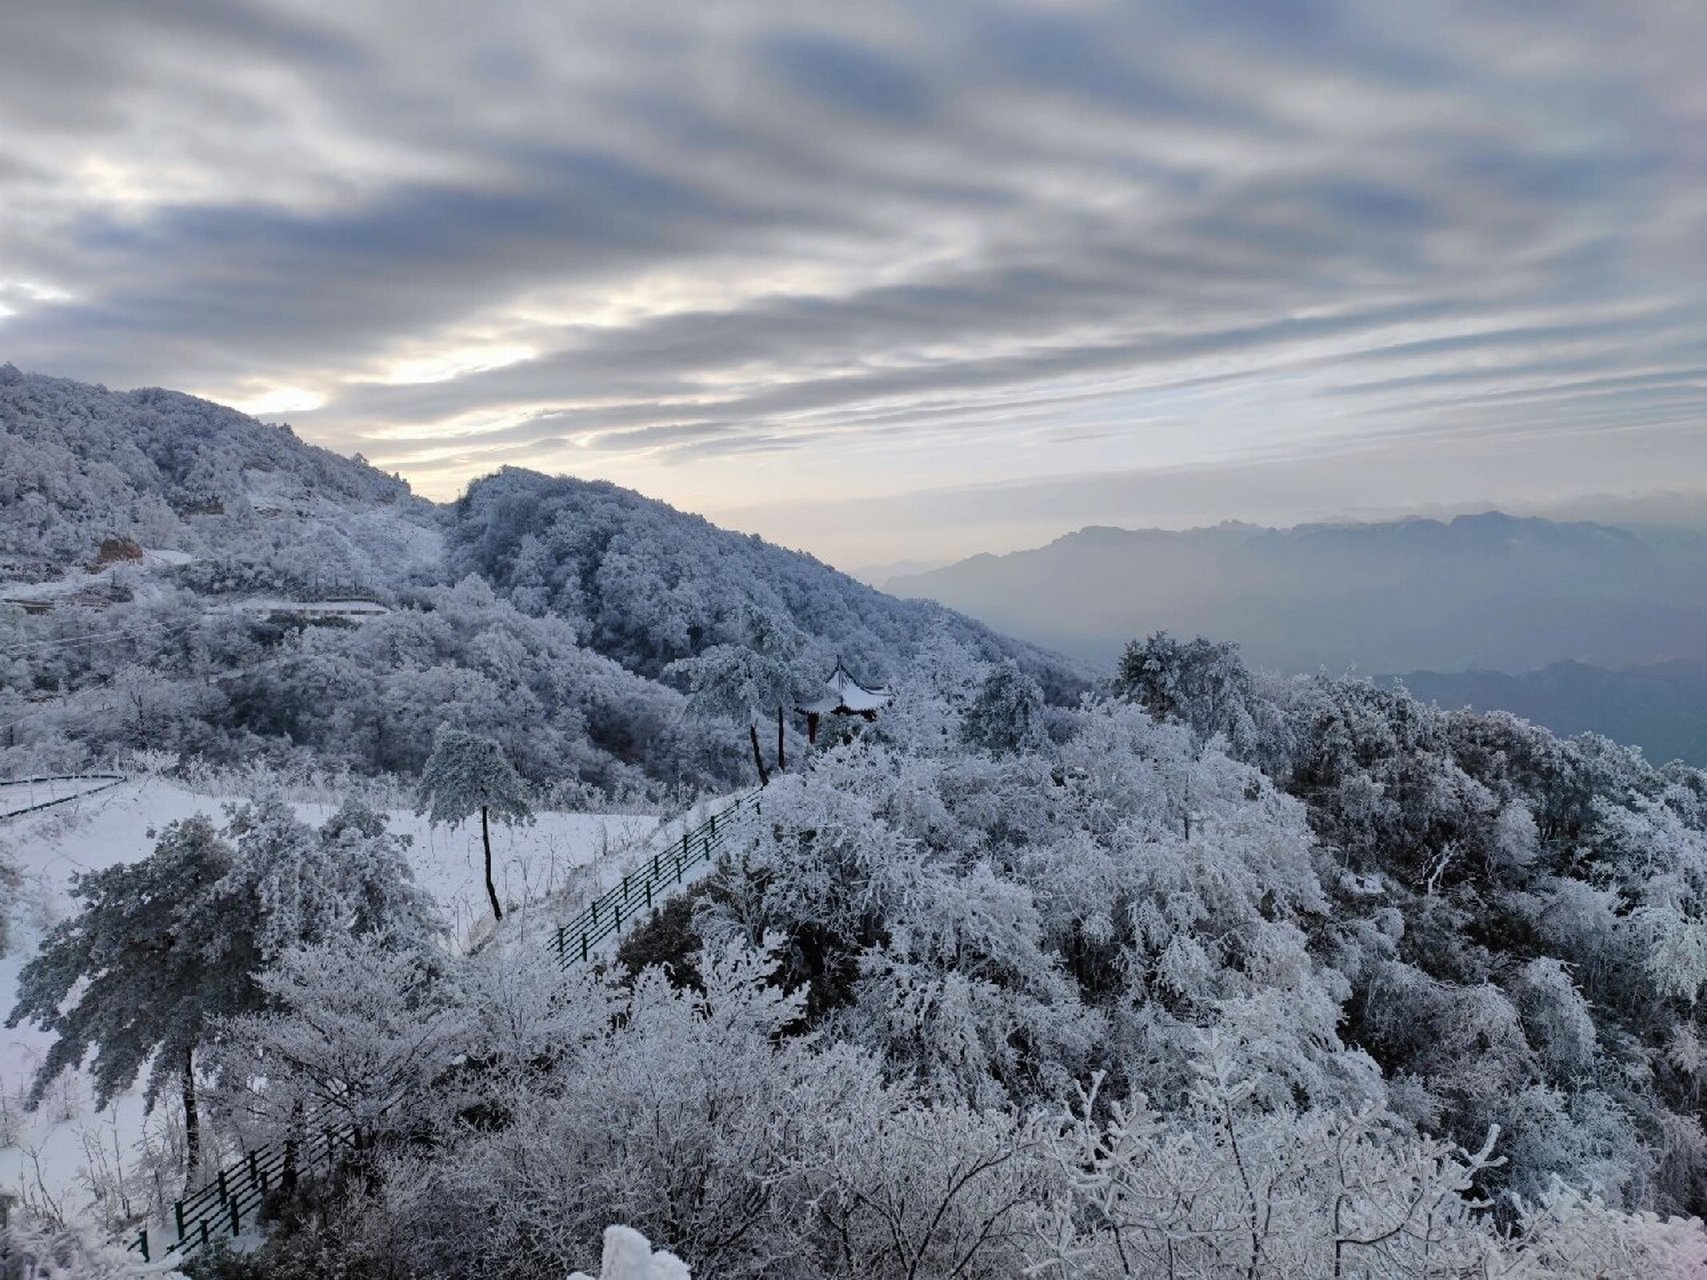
[{"xmin": 797, "ymin": 658, "xmax": 892, "ymax": 744}]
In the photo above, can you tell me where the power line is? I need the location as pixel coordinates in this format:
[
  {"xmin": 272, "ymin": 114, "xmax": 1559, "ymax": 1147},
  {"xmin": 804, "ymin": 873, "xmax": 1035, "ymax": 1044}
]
[{"xmin": 0, "ymin": 617, "xmax": 203, "ymax": 658}]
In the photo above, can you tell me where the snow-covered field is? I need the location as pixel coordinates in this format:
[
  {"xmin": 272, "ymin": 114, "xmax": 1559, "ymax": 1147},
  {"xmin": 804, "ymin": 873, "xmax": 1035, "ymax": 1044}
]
[{"xmin": 0, "ymin": 773, "xmax": 662, "ymax": 1228}]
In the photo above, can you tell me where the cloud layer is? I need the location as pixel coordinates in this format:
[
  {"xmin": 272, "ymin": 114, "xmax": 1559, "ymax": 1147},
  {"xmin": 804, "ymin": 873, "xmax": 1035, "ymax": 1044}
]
[{"xmin": 3, "ymin": 0, "xmax": 1704, "ymax": 563}]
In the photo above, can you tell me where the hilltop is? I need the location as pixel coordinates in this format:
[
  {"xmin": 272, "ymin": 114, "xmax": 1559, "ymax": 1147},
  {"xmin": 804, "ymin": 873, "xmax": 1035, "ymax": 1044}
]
[{"xmin": 0, "ymin": 366, "xmax": 1088, "ymax": 794}]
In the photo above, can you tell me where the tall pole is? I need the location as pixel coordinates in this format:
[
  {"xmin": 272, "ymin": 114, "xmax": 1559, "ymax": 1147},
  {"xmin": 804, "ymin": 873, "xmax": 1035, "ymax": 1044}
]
[
  {"xmin": 749, "ymin": 724, "xmax": 771, "ymax": 787},
  {"xmin": 777, "ymin": 705, "xmax": 785, "ymax": 772}
]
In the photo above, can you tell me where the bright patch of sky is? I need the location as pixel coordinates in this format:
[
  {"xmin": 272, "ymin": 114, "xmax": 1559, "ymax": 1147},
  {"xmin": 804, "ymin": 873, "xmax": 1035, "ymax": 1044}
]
[{"xmin": 2, "ymin": 0, "xmax": 1704, "ymax": 566}]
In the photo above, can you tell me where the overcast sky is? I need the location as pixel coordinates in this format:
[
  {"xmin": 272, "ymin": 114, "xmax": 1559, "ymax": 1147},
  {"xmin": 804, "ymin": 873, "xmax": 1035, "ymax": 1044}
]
[{"xmin": 3, "ymin": 1, "xmax": 1704, "ymax": 567}]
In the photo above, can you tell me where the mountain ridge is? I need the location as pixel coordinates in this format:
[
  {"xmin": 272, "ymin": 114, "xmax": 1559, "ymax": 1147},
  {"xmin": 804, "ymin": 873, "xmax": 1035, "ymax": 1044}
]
[
  {"xmin": 888, "ymin": 511, "xmax": 1707, "ymax": 674},
  {"xmin": 1, "ymin": 366, "xmax": 1090, "ymax": 793}
]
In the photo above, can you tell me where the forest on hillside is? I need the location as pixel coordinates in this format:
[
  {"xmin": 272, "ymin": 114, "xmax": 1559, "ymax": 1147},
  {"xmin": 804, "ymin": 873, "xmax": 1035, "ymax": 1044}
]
[
  {"xmin": 4, "ymin": 372, "xmax": 1707, "ymax": 1276},
  {"xmin": 9, "ymin": 631, "xmax": 1707, "ymax": 1277},
  {"xmin": 0, "ymin": 372, "xmax": 1084, "ymax": 803}
]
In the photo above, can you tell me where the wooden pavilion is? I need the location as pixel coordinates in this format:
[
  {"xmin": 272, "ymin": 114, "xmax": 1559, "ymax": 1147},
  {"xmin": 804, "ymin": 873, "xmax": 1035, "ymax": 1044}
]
[{"xmin": 797, "ymin": 658, "xmax": 892, "ymax": 744}]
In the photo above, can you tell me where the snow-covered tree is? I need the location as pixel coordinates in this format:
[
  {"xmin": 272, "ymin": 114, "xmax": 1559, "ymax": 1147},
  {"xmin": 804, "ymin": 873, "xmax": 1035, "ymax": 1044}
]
[
  {"xmin": 959, "ymin": 660, "xmax": 1046, "ymax": 757},
  {"xmin": 416, "ymin": 725, "xmax": 533, "ymax": 920},
  {"xmin": 6, "ymin": 797, "xmax": 436, "ymax": 1176},
  {"xmin": 210, "ymin": 935, "xmax": 467, "ymax": 1155},
  {"xmin": 1113, "ymin": 630, "xmax": 1282, "ymax": 764},
  {"xmin": 665, "ymin": 605, "xmax": 810, "ymax": 784}
]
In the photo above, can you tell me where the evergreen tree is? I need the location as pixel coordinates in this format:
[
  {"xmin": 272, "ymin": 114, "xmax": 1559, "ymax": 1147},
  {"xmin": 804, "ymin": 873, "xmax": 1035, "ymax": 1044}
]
[
  {"xmin": 6, "ymin": 798, "xmax": 434, "ymax": 1177},
  {"xmin": 665, "ymin": 606, "xmax": 808, "ymax": 784},
  {"xmin": 960, "ymin": 660, "xmax": 1046, "ymax": 757},
  {"xmin": 1113, "ymin": 630, "xmax": 1266, "ymax": 759},
  {"xmin": 417, "ymin": 725, "xmax": 534, "ymax": 920}
]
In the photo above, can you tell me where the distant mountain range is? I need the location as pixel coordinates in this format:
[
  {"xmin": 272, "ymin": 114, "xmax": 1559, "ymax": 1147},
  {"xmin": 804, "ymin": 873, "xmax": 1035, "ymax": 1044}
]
[{"xmin": 887, "ymin": 513, "xmax": 1707, "ymax": 676}]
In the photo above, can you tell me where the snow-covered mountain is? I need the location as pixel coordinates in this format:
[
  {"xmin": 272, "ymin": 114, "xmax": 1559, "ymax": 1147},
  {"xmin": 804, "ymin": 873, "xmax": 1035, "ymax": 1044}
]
[
  {"xmin": 0, "ymin": 363, "xmax": 439, "ymax": 591},
  {"xmin": 888, "ymin": 512, "xmax": 1707, "ymax": 674},
  {"xmin": 448, "ymin": 466, "xmax": 1085, "ymax": 698},
  {"xmin": 0, "ymin": 366, "xmax": 1087, "ymax": 794},
  {"xmin": 8, "ymin": 369, "xmax": 1707, "ymax": 1277}
]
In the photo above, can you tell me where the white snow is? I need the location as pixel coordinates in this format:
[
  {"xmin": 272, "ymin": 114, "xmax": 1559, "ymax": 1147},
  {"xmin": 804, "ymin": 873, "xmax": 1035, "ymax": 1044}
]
[
  {"xmin": 568, "ymin": 1225, "xmax": 692, "ymax": 1280},
  {"xmin": 0, "ymin": 773, "xmax": 662, "ymax": 1229},
  {"xmin": 0, "ymin": 548, "xmax": 195, "ymax": 610}
]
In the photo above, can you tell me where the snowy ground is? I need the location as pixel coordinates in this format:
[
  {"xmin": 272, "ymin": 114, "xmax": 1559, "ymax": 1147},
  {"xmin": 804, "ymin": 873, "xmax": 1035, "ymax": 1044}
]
[
  {"xmin": 0, "ymin": 547, "xmax": 195, "ymax": 608},
  {"xmin": 0, "ymin": 772, "xmax": 663, "ymax": 1233}
]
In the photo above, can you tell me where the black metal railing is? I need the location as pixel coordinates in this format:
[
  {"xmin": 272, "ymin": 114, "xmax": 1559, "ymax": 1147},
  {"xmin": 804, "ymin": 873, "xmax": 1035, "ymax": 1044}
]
[{"xmin": 554, "ymin": 789, "xmax": 761, "ymax": 968}]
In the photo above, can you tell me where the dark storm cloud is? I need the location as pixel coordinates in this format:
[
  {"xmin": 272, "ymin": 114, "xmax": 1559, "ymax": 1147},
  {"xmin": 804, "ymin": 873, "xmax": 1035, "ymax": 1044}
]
[{"xmin": 1, "ymin": 0, "xmax": 1704, "ymax": 556}]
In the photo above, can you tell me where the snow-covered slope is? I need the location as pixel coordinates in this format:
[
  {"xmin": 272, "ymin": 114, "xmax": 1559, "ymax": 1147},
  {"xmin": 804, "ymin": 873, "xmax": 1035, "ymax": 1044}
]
[
  {"xmin": 0, "ymin": 772, "xmax": 660, "ymax": 1223},
  {"xmin": 0, "ymin": 365, "xmax": 441, "ymax": 596},
  {"xmin": 1, "ymin": 366, "xmax": 1090, "ymax": 801},
  {"xmin": 449, "ymin": 466, "xmax": 1091, "ymax": 699}
]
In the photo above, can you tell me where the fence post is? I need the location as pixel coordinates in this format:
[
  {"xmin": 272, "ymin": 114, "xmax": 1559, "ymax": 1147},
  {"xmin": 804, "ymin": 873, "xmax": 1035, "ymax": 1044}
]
[
  {"xmin": 645, "ymin": 881, "xmax": 652, "ymax": 909},
  {"xmin": 555, "ymin": 927, "xmax": 565, "ymax": 965},
  {"xmin": 201, "ymin": 1219, "xmax": 211, "ymax": 1248},
  {"xmin": 138, "ymin": 1227, "xmax": 149, "ymax": 1263},
  {"xmin": 175, "ymin": 1199, "xmax": 186, "ymax": 1241},
  {"xmin": 218, "ymin": 1168, "xmax": 229, "ymax": 1206},
  {"xmin": 230, "ymin": 1196, "xmax": 241, "ymax": 1235},
  {"xmin": 614, "ymin": 902, "xmax": 622, "ymax": 933},
  {"xmin": 248, "ymin": 1149, "xmax": 260, "ymax": 1189},
  {"xmin": 581, "ymin": 931, "xmax": 589, "ymax": 962},
  {"xmin": 710, "ymin": 812, "xmax": 717, "ymax": 837}
]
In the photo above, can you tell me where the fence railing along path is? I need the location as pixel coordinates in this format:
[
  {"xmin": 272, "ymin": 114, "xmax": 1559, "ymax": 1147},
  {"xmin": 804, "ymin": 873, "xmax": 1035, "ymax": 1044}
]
[
  {"xmin": 128, "ymin": 787, "xmax": 763, "ymax": 1263},
  {"xmin": 0, "ymin": 773, "xmax": 125, "ymax": 821},
  {"xmin": 553, "ymin": 787, "xmax": 761, "ymax": 968}
]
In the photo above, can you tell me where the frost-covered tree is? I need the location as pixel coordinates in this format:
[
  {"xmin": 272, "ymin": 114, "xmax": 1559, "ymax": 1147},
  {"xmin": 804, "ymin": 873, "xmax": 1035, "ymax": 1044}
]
[
  {"xmin": 6, "ymin": 797, "xmax": 435, "ymax": 1176},
  {"xmin": 665, "ymin": 605, "xmax": 810, "ymax": 784},
  {"xmin": 8, "ymin": 815, "xmax": 233, "ymax": 1174},
  {"xmin": 960, "ymin": 660, "xmax": 1046, "ymax": 757},
  {"xmin": 416, "ymin": 725, "xmax": 533, "ymax": 920},
  {"xmin": 210, "ymin": 935, "xmax": 467, "ymax": 1155},
  {"xmin": 1113, "ymin": 630, "xmax": 1273, "ymax": 761}
]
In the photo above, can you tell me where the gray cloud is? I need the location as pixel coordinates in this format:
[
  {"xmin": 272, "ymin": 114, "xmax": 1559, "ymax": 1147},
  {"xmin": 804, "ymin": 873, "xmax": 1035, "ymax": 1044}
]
[{"xmin": 1, "ymin": 0, "xmax": 1704, "ymax": 562}]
